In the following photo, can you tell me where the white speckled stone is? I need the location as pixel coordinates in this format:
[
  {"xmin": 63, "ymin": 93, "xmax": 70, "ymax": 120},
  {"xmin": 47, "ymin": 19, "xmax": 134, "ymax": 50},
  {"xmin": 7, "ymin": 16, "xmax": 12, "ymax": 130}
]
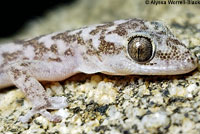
[{"xmin": 142, "ymin": 111, "xmax": 170, "ymax": 129}]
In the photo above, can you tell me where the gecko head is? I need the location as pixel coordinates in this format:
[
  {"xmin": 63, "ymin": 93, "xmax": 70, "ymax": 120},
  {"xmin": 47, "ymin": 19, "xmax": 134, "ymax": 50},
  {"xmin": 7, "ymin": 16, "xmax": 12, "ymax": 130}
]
[
  {"xmin": 122, "ymin": 20, "xmax": 198, "ymax": 75},
  {"xmin": 108, "ymin": 19, "xmax": 197, "ymax": 75}
]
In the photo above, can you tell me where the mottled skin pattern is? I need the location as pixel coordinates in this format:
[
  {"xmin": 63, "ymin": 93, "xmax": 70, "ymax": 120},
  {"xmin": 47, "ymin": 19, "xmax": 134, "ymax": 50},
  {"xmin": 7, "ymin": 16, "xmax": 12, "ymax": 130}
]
[{"xmin": 0, "ymin": 18, "xmax": 197, "ymax": 123}]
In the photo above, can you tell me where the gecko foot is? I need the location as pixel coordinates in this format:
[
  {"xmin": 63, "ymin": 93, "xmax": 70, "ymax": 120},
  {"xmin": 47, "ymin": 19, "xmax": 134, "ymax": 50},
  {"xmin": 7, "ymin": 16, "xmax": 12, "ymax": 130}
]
[
  {"xmin": 18, "ymin": 96, "xmax": 68, "ymax": 123},
  {"xmin": 18, "ymin": 108, "xmax": 63, "ymax": 123},
  {"xmin": 39, "ymin": 109, "xmax": 62, "ymax": 122},
  {"xmin": 18, "ymin": 109, "xmax": 36, "ymax": 123},
  {"xmin": 47, "ymin": 96, "xmax": 68, "ymax": 109}
]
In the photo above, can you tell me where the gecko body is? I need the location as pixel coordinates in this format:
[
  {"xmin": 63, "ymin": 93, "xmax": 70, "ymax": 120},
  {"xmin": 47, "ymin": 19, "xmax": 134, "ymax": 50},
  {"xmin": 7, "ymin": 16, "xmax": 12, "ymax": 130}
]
[{"xmin": 0, "ymin": 19, "xmax": 197, "ymax": 122}]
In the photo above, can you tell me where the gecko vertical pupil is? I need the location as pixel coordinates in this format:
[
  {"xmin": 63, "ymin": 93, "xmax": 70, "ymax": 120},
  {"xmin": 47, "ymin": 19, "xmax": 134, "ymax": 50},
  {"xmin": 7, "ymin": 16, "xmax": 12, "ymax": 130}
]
[{"xmin": 128, "ymin": 36, "xmax": 153, "ymax": 62}]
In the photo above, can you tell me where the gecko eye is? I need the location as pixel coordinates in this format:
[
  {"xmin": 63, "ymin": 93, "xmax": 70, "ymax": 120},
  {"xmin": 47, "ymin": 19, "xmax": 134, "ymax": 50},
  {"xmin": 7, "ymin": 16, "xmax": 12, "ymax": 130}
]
[{"xmin": 128, "ymin": 36, "xmax": 153, "ymax": 63}]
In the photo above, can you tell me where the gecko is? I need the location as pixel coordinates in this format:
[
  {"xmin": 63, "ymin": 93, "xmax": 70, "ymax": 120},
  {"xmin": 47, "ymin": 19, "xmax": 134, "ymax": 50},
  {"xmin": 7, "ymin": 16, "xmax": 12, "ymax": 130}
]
[{"xmin": 0, "ymin": 18, "xmax": 198, "ymax": 123}]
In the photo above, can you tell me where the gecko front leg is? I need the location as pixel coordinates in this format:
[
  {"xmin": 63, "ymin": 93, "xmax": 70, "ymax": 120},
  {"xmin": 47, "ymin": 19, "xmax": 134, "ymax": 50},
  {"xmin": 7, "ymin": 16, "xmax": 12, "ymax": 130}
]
[{"xmin": 7, "ymin": 61, "xmax": 70, "ymax": 123}]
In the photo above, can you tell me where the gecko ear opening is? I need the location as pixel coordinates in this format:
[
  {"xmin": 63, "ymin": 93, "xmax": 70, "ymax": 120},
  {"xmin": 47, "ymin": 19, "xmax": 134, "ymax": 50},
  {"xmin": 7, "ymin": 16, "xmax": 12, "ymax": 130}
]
[{"xmin": 127, "ymin": 36, "xmax": 155, "ymax": 63}]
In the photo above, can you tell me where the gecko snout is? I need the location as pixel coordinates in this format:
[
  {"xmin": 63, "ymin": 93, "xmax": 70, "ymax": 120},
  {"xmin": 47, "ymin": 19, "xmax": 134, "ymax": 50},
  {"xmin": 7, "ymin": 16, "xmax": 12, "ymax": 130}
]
[{"xmin": 166, "ymin": 38, "xmax": 198, "ymax": 74}]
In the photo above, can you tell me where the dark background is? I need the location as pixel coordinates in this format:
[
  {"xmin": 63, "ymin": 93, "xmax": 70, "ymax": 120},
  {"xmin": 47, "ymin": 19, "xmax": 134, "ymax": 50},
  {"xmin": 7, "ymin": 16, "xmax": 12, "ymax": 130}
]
[{"xmin": 0, "ymin": 0, "xmax": 76, "ymax": 38}]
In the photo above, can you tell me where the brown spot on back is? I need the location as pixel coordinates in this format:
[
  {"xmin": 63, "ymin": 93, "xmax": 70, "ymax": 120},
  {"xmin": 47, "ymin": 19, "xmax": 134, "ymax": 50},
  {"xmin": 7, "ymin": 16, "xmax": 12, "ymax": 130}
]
[
  {"xmin": 22, "ymin": 38, "xmax": 50, "ymax": 60},
  {"xmin": 50, "ymin": 44, "xmax": 58, "ymax": 54},
  {"xmin": 10, "ymin": 67, "xmax": 20, "ymax": 80},
  {"xmin": 34, "ymin": 43, "xmax": 49, "ymax": 59},
  {"xmin": 98, "ymin": 36, "xmax": 124, "ymax": 55},
  {"xmin": 89, "ymin": 22, "xmax": 114, "ymax": 35},
  {"xmin": 76, "ymin": 32, "xmax": 85, "ymax": 45},
  {"xmin": 22, "ymin": 37, "xmax": 64, "ymax": 61},
  {"xmin": 48, "ymin": 57, "xmax": 62, "ymax": 62},
  {"xmin": 84, "ymin": 39, "xmax": 102, "ymax": 61},
  {"xmin": 2, "ymin": 50, "xmax": 22, "ymax": 62},
  {"xmin": 20, "ymin": 63, "xmax": 30, "ymax": 67},
  {"xmin": 108, "ymin": 19, "xmax": 148, "ymax": 36},
  {"xmin": 52, "ymin": 31, "xmax": 85, "ymax": 46},
  {"xmin": 52, "ymin": 31, "xmax": 76, "ymax": 43},
  {"xmin": 64, "ymin": 48, "xmax": 74, "ymax": 56}
]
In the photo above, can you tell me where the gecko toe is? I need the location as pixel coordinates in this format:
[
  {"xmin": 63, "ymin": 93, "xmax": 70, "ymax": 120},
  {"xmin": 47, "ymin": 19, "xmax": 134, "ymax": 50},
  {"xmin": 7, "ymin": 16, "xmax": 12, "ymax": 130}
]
[
  {"xmin": 39, "ymin": 109, "xmax": 62, "ymax": 122},
  {"xmin": 18, "ymin": 109, "xmax": 38, "ymax": 123},
  {"xmin": 47, "ymin": 96, "xmax": 68, "ymax": 109},
  {"xmin": 51, "ymin": 115, "xmax": 62, "ymax": 123},
  {"xmin": 18, "ymin": 116, "xmax": 31, "ymax": 123}
]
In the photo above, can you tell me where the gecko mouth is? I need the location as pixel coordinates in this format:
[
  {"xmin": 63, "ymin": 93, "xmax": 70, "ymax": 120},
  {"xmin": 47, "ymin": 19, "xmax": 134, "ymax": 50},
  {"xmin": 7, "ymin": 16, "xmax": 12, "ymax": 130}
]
[
  {"xmin": 137, "ymin": 55, "xmax": 198, "ymax": 75},
  {"xmin": 159, "ymin": 57, "xmax": 198, "ymax": 75}
]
